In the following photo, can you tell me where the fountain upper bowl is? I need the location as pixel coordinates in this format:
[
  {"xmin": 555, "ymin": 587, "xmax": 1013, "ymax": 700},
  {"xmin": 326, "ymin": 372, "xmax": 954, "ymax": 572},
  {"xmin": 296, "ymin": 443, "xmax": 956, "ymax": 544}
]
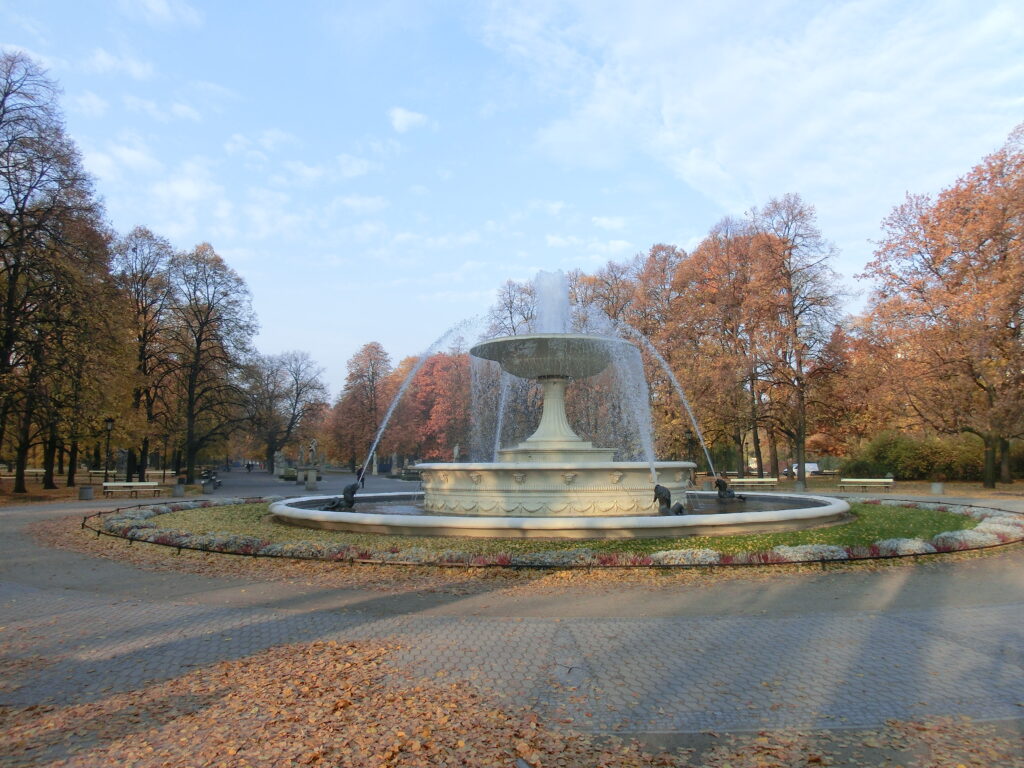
[{"xmin": 470, "ymin": 333, "xmax": 634, "ymax": 380}]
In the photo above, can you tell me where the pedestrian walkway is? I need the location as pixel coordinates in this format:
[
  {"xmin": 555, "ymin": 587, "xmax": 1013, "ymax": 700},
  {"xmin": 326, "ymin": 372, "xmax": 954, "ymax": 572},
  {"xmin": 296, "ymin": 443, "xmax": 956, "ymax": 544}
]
[{"xmin": 1, "ymin": 476, "xmax": 1022, "ymax": 739}]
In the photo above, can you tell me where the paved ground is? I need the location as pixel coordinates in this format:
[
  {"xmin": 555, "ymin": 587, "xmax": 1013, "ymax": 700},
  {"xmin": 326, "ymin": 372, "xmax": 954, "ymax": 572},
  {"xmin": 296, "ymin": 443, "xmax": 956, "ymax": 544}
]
[{"xmin": 2, "ymin": 469, "xmax": 1022, "ymax": 742}]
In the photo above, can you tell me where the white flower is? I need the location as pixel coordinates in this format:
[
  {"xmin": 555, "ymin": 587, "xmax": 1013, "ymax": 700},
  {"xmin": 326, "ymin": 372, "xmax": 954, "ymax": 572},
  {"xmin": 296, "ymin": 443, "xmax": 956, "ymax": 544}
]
[
  {"xmin": 873, "ymin": 538, "xmax": 937, "ymax": 556},
  {"xmin": 932, "ymin": 529, "xmax": 1001, "ymax": 550},
  {"xmin": 649, "ymin": 548, "xmax": 721, "ymax": 565},
  {"xmin": 973, "ymin": 520, "xmax": 1024, "ymax": 539},
  {"xmin": 771, "ymin": 544, "xmax": 849, "ymax": 562}
]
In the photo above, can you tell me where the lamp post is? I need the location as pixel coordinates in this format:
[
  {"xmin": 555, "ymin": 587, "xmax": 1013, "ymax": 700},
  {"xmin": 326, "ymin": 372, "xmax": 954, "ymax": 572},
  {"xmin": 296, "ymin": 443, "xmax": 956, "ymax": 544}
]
[{"xmin": 103, "ymin": 418, "xmax": 114, "ymax": 483}]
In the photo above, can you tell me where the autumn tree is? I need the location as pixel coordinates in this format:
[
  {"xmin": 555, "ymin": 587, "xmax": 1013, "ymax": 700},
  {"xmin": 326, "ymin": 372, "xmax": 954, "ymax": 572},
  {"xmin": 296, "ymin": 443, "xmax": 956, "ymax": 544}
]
[
  {"xmin": 408, "ymin": 352, "xmax": 471, "ymax": 460},
  {"xmin": 330, "ymin": 342, "xmax": 393, "ymax": 467},
  {"xmin": 749, "ymin": 194, "xmax": 843, "ymax": 484},
  {"xmin": 864, "ymin": 124, "xmax": 1024, "ymax": 487},
  {"xmin": 673, "ymin": 219, "xmax": 763, "ymax": 475},
  {"xmin": 242, "ymin": 350, "xmax": 327, "ymax": 473},
  {"xmin": 111, "ymin": 226, "xmax": 176, "ymax": 480},
  {"xmin": 0, "ymin": 52, "xmax": 112, "ymax": 492},
  {"xmin": 167, "ymin": 244, "xmax": 256, "ymax": 482}
]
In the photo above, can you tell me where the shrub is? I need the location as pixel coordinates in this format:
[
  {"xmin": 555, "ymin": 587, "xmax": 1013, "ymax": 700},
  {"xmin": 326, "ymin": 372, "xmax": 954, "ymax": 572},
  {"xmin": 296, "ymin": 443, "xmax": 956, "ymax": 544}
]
[{"xmin": 843, "ymin": 432, "xmax": 985, "ymax": 481}]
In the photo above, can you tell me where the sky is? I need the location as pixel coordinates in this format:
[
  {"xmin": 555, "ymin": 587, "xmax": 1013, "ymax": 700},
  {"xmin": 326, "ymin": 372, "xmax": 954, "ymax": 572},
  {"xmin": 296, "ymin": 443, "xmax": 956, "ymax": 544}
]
[{"xmin": 3, "ymin": 0, "xmax": 1023, "ymax": 394}]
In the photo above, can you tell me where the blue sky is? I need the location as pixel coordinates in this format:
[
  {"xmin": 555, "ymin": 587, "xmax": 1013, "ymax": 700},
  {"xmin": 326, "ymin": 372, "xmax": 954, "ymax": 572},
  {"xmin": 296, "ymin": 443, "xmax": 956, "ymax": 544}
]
[{"xmin": 4, "ymin": 0, "xmax": 1022, "ymax": 393}]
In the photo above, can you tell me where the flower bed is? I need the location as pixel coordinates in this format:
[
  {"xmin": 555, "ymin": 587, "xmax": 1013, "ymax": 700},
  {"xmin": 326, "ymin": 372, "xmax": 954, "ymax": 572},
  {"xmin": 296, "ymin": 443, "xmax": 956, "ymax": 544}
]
[{"xmin": 88, "ymin": 497, "xmax": 1024, "ymax": 568}]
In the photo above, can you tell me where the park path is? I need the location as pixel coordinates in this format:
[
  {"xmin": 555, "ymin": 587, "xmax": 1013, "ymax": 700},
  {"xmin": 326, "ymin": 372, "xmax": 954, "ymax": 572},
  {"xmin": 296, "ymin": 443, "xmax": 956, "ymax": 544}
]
[{"xmin": 1, "ymin": 472, "xmax": 1022, "ymax": 738}]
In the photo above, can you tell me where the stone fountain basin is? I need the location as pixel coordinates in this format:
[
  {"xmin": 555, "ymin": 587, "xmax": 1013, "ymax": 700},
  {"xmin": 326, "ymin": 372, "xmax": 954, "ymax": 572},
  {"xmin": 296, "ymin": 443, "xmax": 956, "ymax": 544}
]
[
  {"xmin": 270, "ymin": 492, "xmax": 851, "ymax": 539},
  {"xmin": 470, "ymin": 333, "xmax": 635, "ymax": 379},
  {"xmin": 414, "ymin": 460, "xmax": 695, "ymax": 516}
]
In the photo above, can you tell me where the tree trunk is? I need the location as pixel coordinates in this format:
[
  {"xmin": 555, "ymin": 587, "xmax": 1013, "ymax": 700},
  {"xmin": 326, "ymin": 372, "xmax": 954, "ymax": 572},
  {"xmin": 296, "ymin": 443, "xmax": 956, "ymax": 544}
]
[
  {"xmin": 751, "ymin": 427, "xmax": 764, "ymax": 478},
  {"xmin": 126, "ymin": 448, "xmax": 137, "ymax": 482},
  {"xmin": 265, "ymin": 437, "xmax": 278, "ymax": 475},
  {"xmin": 733, "ymin": 428, "xmax": 745, "ymax": 477},
  {"xmin": 138, "ymin": 436, "xmax": 150, "ymax": 481},
  {"xmin": 42, "ymin": 423, "xmax": 58, "ymax": 489},
  {"xmin": 13, "ymin": 419, "xmax": 32, "ymax": 494},
  {"xmin": 982, "ymin": 435, "xmax": 997, "ymax": 489},
  {"xmin": 92, "ymin": 442, "xmax": 101, "ymax": 470},
  {"xmin": 999, "ymin": 438, "xmax": 1012, "ymax": 484},
  {"xmin": 67, "ymin": 440, "xmax": 79, "ymax": 487},
  {"xmin": 767, "ymin": 428, "xmax": 779, "ymax": 477},
  {"xmin": 57, "ymin": 443, "xmax": 65, "ymax": 476}
]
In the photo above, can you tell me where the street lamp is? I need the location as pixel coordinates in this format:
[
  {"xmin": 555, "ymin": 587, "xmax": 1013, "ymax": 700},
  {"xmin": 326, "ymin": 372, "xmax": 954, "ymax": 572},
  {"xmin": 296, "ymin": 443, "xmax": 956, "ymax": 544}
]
[{"xmin": 103, "ymin": 417, "xmax": 114, "ymax": 483}]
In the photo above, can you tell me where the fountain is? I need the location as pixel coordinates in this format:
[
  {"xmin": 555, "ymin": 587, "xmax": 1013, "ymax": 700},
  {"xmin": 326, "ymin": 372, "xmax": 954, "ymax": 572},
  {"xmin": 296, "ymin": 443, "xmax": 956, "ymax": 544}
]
[{"xmin": 271, "ymin": 271, "xmax": 849, "ymax": 539}]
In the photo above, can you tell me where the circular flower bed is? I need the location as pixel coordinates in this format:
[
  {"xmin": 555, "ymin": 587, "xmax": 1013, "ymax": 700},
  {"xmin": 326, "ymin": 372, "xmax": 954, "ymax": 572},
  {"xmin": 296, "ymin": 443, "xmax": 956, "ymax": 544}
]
[{"xmin": 87, "ymin": 497, "xmax": 1024, "ymax": 568}]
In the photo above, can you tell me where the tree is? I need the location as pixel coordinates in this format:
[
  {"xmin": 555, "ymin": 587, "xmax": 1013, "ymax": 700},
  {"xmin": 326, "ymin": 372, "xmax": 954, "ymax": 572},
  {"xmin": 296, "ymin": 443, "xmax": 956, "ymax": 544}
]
[
  {"xmin": 675, "ymin": 219, "xmax": 762, "ymax": 475},
  {"xmin": 408, "ymin": 352, "xmax": 471, "ymax": 460},
  {"xmin": 864, "ymin": 124, "xmax": 1024, "ymax": 487},
  {"xmin": 486, "ymin": 279, "xmax": 535, "ymax": 336},
  {"xmin": 0, "ymin": 52, "xmax": 110, "ymax": 492},
  {"xmin": 167, "ymin": 243, "xmax": 256, "ymax": 482},
  {"xmin": 243, "ymin": 350, "xmax": 327, "ymax": 473},
  {"xmin": 111, "ymin": 226, "xmax": 176, "ymax": 480},
  {"xmin": 330, "ymin": 342, "xmax": 392, "ymax": 466},
  {"xmin": 749, "ymin": 194, "xmax": 843, "ymax": 484}
]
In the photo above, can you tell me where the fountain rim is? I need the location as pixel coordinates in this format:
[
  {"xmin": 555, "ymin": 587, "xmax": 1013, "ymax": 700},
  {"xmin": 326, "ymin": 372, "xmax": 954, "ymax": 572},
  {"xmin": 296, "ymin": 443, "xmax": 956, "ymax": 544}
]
[{"xmin": 270, "ymin": 491, "xmax": 851, "ymax": 536}]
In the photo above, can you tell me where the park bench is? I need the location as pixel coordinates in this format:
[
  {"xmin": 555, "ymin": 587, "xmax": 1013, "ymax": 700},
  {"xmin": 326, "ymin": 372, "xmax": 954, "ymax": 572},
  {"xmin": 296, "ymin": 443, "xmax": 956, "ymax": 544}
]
[
  {"xmin": 837, "ymin": 478, "xmax": 894, "ymax": 492},
  {"xmin": 728, "ymin": 477, "xmax": 778, "ymax": 490},
  {"xmin": 102, "ymin": 481, "xmax": 162, "ymax": 498}
]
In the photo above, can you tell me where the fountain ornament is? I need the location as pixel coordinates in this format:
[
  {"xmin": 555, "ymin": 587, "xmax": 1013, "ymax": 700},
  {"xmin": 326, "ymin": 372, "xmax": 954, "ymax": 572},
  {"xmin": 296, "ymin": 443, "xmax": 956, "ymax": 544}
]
[{"xmin": 271, "ymin": 270, "xmax": 849, "ymax": 539}]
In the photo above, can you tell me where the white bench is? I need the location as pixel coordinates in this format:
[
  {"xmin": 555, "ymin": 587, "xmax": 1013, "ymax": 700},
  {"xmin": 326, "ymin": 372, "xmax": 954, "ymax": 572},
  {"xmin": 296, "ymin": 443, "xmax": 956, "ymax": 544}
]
[
  {"xmin": 837, "ymin": 478, "xmax": 894, "ymax": 492},
  {"xmin": 729, "ymin": 477, "xmax": 778, "ymax": 490},
  {"xmin": 103, "ymin": 481, "xmax": 162, "ymax": 498}
]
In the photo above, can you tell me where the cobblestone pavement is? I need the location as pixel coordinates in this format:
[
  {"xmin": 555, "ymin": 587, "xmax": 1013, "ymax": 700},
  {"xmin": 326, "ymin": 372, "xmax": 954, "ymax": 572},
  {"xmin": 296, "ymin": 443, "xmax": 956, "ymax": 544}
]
[{"xmin": 2, "ymin": 475, "xmax": 1023, "ymax": 737}]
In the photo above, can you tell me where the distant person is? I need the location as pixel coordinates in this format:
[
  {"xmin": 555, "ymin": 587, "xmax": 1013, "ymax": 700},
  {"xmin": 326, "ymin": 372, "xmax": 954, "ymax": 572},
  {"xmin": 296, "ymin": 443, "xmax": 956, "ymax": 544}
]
[
  {"xmin": 245, "ymin": 462, "xmax": 253, "ymax": 472},
  {"xmin": 355, "ymin": 464, "xmax": 365, "ymax": 488}
]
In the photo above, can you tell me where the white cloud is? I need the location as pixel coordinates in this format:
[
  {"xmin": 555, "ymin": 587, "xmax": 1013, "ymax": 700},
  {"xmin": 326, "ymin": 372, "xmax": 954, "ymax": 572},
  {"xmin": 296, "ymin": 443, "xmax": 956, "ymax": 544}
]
[
  {"xmin": 238, "ymin": 186, "xmax": 310, "ymax": 241},
  {"xmin": 592, "ymin": 215, "xmax": 625, "ymax": 231},
  {"xmin": 388, "ymin": 106, "xmax": 429, "ymax": 133},
  {"xmin": 279, "ymin": 160, "xmax": 326, "ymax": 185},
  {"xmin": 124, "ymin": 95, "xmax": 199, "ymax": 122},
  {"xmin": 171, "ymin": 102, "xmax": 201, "ymax": 121},
  {"xmin": 83, "ymin": 134, "xmax": 163, "ymax": 182},
  {"xmin": 337, "ymin": 153, "xmax": 373, "ymax": 178},
  {"xmin": 392, "ymin": 230, "xmax": 481, "ymax": 249},
  {"xmin": 86, "ymin": 48, "xmax": 153, "ymax": 79},
  {"xmin": 545, "ymin": 234, "xmax": 583, "ymax": 247},
  {"xmin": 331, "ymin": 195, "xmax": 389, "ymax": 215},
  {"xmin": 119, "ymin": 0, "xmax": 202, "ymax": 27},
  {"xmin": 71, "ymin": 91, "xmax": 108, "ymax": 117},
  {"xmin": 484, "ymin": 1, "xmax": 1024, "ymax": 273},
  {"xmin": 149, "ymin": 158, "xmax": 225, "ymax": 239},
  {"xmin": 530, "ymin": 199, "xmax": 566, "ymax": 216}
]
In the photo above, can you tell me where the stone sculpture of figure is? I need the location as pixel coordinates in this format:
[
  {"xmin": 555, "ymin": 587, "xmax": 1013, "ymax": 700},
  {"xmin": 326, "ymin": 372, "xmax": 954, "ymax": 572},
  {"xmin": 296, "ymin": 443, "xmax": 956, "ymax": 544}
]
[
  {"xmin": 324, "ymin": 483, "xmax": 360, "ymax": 511},
  {"xmin": 653, "ymin": 484, "xmax": 686, "ymax": 515},
  {"xmin": 714, "ymin": 476, "xmax": 745, "ymax": 502},
  {"xmin": 308, "ymin": 438, "xmax": 319, "ymax": 465}
]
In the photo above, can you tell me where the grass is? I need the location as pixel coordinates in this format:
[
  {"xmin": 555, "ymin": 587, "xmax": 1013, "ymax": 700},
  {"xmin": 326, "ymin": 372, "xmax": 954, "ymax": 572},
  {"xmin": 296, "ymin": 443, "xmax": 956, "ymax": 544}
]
[{"xmin": 151, "ymin": 501, "xmax": 977, "ymax": 556}]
